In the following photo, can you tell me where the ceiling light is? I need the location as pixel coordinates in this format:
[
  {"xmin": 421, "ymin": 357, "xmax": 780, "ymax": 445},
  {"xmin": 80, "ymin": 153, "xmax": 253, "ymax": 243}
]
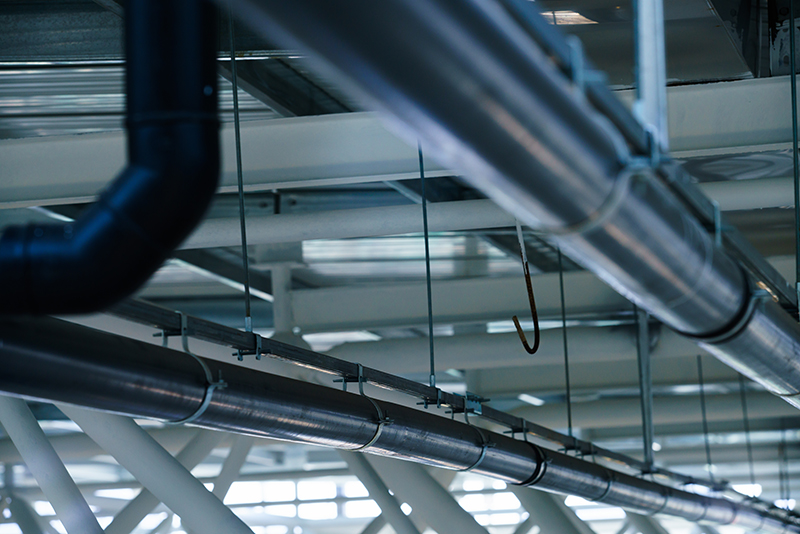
[{"xmin": 518, "ymin": 393, "xmax": 545, "ymax": 406}]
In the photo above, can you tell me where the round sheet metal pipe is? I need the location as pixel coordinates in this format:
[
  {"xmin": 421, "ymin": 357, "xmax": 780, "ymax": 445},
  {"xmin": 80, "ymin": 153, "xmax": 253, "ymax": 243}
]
[
  {"xmin": 0, "ymin": 316, "xmax": 797, "ymax": 533},
  {"xmin": 218, "ymin": 0, "xmax": 800, "ymax": 404}
]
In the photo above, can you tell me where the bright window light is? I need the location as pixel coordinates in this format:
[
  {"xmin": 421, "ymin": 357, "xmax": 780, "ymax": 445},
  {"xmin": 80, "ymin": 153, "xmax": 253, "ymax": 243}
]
[
  {"xmin": 684, "ymin": 484, "xmax": 713, "ymax": 496},
  {"xmin": 2, "ymin": 509, "xmax": 10, "ymax": 519},
  {"xmin": 564, "ymin": 495, "xmax": 595, "ymax": 507},
  {"xmin": 139, "ymin": 513, "xmax": 169, "ymax": 530},
  {"xmin": 488, "ymin": 512, "xmax": 521, "ymax": 525},
  {"xmin": 575, "ymin": 507, "xmax": 626, "ymax": 521},
  {"xmin": 462, "ymin": 478, "xmax": 485, "ymax": 492},
  {"xmin": 203, "ymin": 483, "xmax": 214, "ymax": 492},
  {"xmin": 343, "ymin": 480, "xmax": 369, "ymax": 498},
  {"xmin": 224, "ymin": 481, "xmax": 262, "ymax": 505},
  {"xmin": 474, "ymin": 514, "xmax": 491, "ymax": 526},
  {"xmin": 33, "ymin": 501, "xmax": 55, "ymax": 516},
  {"xmin": 264, "ymin": 481, "xmax": 296, "ymax": 502},
  {"xmin": 298, "ymin": 502, "xmax": 338, "ymax": 520},
  {"xmin": 94, "ymin": 488, "xmax": 141, "ymax": 500},
  {"xmin": 459, "ymin": 494, "xmax": 489, "ymax": 512},
  {"xmin": 97, "ymin": 517, "xmax": 113, "ymax": 528},
  {"xmin": 297, "ymin": 480, "xmax": 337, "ymax": 501},
  {"xmin": 264, "ymin": 505, "xmax": 297, "ymax": 518},
  {"xmin": 491, "ymin": 480, "xmax": 508, "ymax": 490},
  {"xmin": 775, "ymin": 499, "xmax": 796, "ymax": 510},
  {"xmin": 401, "ymin": 503, "xmax": 413, "ymax": 515},
  {"xmin": 518, "ymin": 394, "xmax": 546, "ymax": 407},
  {"xmin": 265, "ymin": 526, "xmax": 289, "ymax": 534},
  {"xmin": 344, "ymin": 499, "xmax": 381, "ymax": 518},
  {"xmin": 0, "ymin": 525, "xmax": 22, "ymax": 534},
  {"xmin": 50, "ymin": 521, "xmax": 67, "ymax": 534},
  {"xmin": 490, "ymin": 492, "xmax": 521, "ymax": 511},
  {"xmin": 732, "ymin": 484, "xmax": 762, "ymax": 498},
  {"xmin": 652, "ymin": 442, "xmax": 662, "ymax": 452},
  {"xmin": 172, "ymin": 515, "xmax": 182, "ymax": 528}
]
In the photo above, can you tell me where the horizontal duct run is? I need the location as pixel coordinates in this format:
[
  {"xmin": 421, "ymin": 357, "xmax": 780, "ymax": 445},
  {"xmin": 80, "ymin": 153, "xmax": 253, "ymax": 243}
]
[
  {"xmin": 219, "ymin": 0, "xmax": 800, "ymax": 406},
  {"xmin": 0, "ymin": 316, "xmax": 796, "ymax": 533}
]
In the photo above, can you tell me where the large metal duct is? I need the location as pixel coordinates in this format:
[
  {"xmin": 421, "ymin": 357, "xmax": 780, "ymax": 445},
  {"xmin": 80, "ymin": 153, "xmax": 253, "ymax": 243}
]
[
  {"xmin": 216, "ymin": 0, "xmax": 800, "ymax": 406},
  {"xmin": 0, "ymin": 316, "xmax": 796, "ymax": 532},
  {"xmin": 0, "ymin": 0, "xmax": 219, "ymax": 314}
]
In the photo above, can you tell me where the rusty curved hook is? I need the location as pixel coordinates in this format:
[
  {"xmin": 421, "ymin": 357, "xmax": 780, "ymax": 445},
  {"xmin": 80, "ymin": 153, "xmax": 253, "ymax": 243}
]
[{"xmin": 512, "ymin": 222, "xmax": 540, "ymax": 354}]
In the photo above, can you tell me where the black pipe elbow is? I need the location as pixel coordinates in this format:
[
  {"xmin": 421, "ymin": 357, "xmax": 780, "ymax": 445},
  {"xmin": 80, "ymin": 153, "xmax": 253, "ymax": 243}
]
[{"xmin": 0, "ymin": 0, "xmax": 219, "ymax": 315}]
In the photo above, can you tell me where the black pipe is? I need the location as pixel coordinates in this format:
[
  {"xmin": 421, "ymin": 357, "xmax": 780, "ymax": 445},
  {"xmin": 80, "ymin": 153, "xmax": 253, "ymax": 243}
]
[
  {"xmin": 0, "ymin": 0, "xmax": 219, "ymax": 314},
  {"xmin": 0, "ymin": 315, "xmax": 797, "ymax": 532}
]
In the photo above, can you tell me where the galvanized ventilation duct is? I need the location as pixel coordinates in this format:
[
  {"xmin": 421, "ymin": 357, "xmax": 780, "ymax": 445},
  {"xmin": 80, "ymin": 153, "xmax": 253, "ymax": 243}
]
[
  {"xmin": 0, "ymin": 316, "xmax": 796, "ymax": 532},
  {"xmin": 0, "ymin": 0, "xmax": 219, "ymax": 315},
  {"xmin": 217, "ymin": 0, "xmax": 800, "ymax": 406}
]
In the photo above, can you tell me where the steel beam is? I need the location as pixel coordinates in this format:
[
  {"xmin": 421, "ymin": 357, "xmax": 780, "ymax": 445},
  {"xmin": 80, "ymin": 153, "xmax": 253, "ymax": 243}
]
[
  {"xmin": 58, "ymin": 407, "xmax": 252, "ymax": 534},
  {"xmin": 0, "ymin": 396, "xmax": 103, "ymax": 534},
  {"xmin": 367, "ymin": 456, "xmax": 489, "ymax": 534},
  {"xmin": 340, "ymin": 452, "xmax": 422, "ymax": 534},
  {"xmin": 105, "ymin": 430, "xmax": 224, "ymax": 534},
  {"xmin": 509, "ymin": 487, "xmax": 594, "ymax": 534},
  {"xmin": 211, "ymin": 435, "xmax": 255, "ymax": 501},
  {"xmin": 626, "ymin": 513, "xmax": 670, "ymax": 534}
]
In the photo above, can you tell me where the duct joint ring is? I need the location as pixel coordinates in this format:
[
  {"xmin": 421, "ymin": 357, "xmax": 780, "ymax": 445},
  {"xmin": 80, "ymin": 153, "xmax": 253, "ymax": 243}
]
[
  {"xmin": 680, "ymin": 271, "xmax": 757, "ymax": 344},
  {"xmin": 592, "ymin": 466, "xmax": 616, "ymax": 503},
  {"xmin": 518, "ymin": 443, "xmax": 547, "ymax": 486},
  {"xmin": 168, "ymin": 313, "xmax": 227, "ymax": 425},
  {"xmin": 351, "ymin": 364, "xmax": 393, "ymax": 451},
  {"xmin": 462, "ymin": 426, "xmax": 494, "ymax": 472},
  {"xmin": 528, "ymin": 160, "xmax": 641, "ymax": 237},
  {"xmin": 649, "ymin": 486, "xmax": 671, "ymax": 516}
]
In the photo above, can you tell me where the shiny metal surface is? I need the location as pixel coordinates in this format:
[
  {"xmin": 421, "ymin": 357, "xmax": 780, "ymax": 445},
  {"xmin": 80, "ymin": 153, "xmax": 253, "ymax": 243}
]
[
  {"xmin": 0, "ymin": 315, "xmax": 797, "ymax": 532},
  {"xmin": 219, "ymin": 0, "xmax": 800, "ymax": 408}
]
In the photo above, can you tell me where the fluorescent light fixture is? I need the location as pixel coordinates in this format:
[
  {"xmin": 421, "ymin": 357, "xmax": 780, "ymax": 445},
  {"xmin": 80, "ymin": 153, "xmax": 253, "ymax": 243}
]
[
  {"xmin": 518, "ymin": 393, "xmax": 546, "ymax": 406},
  {"xmin": 684, "ymin": 484, "xmax": 713, "ymax": 496},
  {"xmin": 564, "ymin": 495, "xmax": 595, "ymax": 507},
  {"xmin": 94, "ymin": 488, "xmax": 141, "ymax": 500},
  {"xmin": 652, "ymin": 442, "xmax": 662, "ymax": 451},
  {"xmin": 401, "ymin": 503, "xmax": 413, "ymax": 515},
  {"xmin": 344, "ymin": 499, "xmax": 381, "ymax": 518},
  {"xmin": 546, "ymin": 10, "xmax": 598, "ymax": 25}
]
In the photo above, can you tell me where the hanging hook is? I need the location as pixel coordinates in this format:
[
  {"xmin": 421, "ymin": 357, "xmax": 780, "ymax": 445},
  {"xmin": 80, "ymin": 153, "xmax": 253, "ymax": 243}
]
[{"xmin": 512, "ymin": 221, "xmax": 540, "ymax": 354}]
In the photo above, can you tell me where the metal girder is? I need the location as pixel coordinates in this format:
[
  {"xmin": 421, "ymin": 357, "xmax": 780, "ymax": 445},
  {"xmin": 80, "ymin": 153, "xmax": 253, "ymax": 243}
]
[
  {"xmin": 59, "ymin": 406, "xmax": 252, "ymax": 534},
  {"xmin": 626, "ymin": 513, "xmax": 671, "ymax": 534},
  {"xmin": 340, "ymin": 452, "xmax": 422, "ymax": 534},
  {"xmin": 104, "ymin": 430, "xmax": 224, "ymax": 534},
  {"xmin": 0, "ymin": 396, "xmax": 103, "ymax": 534},
  {"xmin": 211, "ymin": 435, "xmax": 255, "ymax": 501},
  {"xmin": 509, "ymin": 487, "xmax": 595, "ymax": 534},
  {"xmin": 366, "ymin": 456, "xmax": 490, "ymax": 534}
]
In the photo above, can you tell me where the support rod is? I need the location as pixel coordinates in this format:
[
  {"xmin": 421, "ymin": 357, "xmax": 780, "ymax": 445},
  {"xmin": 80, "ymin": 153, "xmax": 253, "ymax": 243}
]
[
  {"xmin": 58, "ymin": 406, "xmax": 252, "ymax": 534},
  {"xmin": 636, "ymin": 308, "xmax": 655, "ymax": 469},
  {"xmin": 0, "ymin": 395, "xmax": 103, "ymax": 534},
  {"xmin": 0, "ymin": 316, "xmax": 795, "ymax": 533}
]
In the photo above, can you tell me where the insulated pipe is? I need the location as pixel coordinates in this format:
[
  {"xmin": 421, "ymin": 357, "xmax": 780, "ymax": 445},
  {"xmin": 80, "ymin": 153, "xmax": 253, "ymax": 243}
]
[
  {"xmin": 0, "ymin": 0, "xmax": 219, "ymax": 314},
  {"xmin": 219, "ymin": 0, "xmax": 800, "ymax": 405},
  {"xmin": 0, "ymin": 316, "xmax": 796, "ymax": 533}
]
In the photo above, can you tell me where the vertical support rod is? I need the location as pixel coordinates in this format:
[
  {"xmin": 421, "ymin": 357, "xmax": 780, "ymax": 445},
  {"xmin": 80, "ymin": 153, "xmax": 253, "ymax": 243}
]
[
  {"xmin": 58, "ymin": 405, "xmax": 253, "ymax": 534},
  {"xmin": 271, "ymin": 264, "xmax": 294, "ymax": 334},
  {"xmin": 228, "ymin": 8, "xmax": 253, "ymax": 332},
  {"xmin": 696, "ymin": 356, "xmax": 715, "ymax": 482},
  {"xmin": 634, "ymin": 0, "xmax": 669, "ymax": 151},
  {"xmin": 0, "ymin": 395, "xmax": 104, "ymax": 534},
  {"xmin": 636, "ymin": 307, "xmax": 655, "ymax": 469},
  {"xmin": 418, "ymin": 144, "xmax": 436, "ymax": 388},
  {"xmin": 340, "ymin": 451, "xmax": 422, "ymax": 534},
  {"xmin": 738, "ymin": 375, "xmax": 757, "ymax": 486},
  {"xmin": 791, "ymin": 0, "xmax": 800, "ymax": 312},
  {"xmin": 557, "ymin": 247, "xmax": 573, "ymax": 438}
]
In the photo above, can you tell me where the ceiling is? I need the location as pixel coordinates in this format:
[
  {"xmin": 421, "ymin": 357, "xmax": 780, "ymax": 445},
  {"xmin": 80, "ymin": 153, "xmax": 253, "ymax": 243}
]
[{"xmin": 0, "ymin": 0, "xmax": 799, "ymax": 534}]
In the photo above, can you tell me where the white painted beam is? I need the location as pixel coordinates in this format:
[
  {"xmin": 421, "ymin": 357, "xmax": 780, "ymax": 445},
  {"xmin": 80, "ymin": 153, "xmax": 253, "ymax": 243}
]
[
  {"xmin": 0, "ymin": 396, "xmax": 103, "ymax": 534},
  {"xmin": 626, "ymin": 513, "xmax": 670, "ymax": 534},
  {"xmin": 1, "ymin": 77, "xmax": 798, "ymax": 207},
  {"xmin": 328, "ymin": 328, "xmax": 698, "ymax": 374},
  {"xmin": 211, "ymin": 435, "xmax": 255, "ymax": 501},
  {"xmin": 509, "ymin": 487, "xmax": 594, "ymax": 534},
  {"xmin": 296, "ymin": 270, "xmax": 628, "ymax": 333},
  {"xmin": 58, "ymin": 406, "xmax": 253, "ymax": 534}
]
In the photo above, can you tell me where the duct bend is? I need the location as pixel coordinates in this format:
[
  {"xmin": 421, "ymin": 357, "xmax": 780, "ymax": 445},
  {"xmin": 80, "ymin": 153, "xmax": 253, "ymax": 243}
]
[{"xmin": 0, "ymin": 0, "xmax": 219, "ymax": 314}]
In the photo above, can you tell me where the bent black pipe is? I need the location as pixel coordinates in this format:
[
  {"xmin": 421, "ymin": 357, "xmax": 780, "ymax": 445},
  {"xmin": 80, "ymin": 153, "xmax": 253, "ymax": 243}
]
[{"xmin": 0, "ymin": 0, "xmax": 219, "ymax": 314}]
